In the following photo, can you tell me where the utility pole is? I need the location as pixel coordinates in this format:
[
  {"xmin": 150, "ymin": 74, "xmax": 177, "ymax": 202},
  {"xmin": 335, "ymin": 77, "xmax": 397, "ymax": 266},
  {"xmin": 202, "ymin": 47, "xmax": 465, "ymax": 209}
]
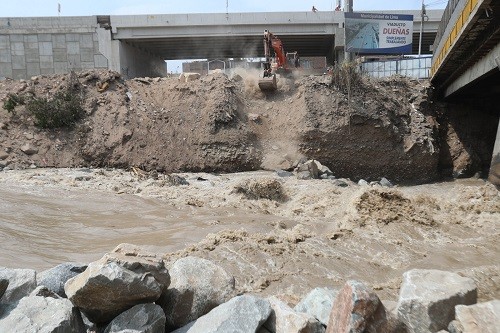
[
  {"xmin": 344, "ymin": 0, "xmax": 353, "ymax": 62},
  {"xmin": 418, "ymin": 0, "xmax": 425, "ymax": 56}
]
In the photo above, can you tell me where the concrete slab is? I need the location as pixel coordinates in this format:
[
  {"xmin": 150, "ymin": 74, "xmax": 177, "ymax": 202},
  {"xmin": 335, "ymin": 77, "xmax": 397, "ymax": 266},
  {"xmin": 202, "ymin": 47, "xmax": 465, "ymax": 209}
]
[
  {"xmin": 40, "ymin": 55, "xmax": 54, "ymax": 69},
  {"xmin": 94, "ymin": 54, "xmax": 108, "ymax": 68},
  {"xmin": 37, "ymin": 34, "xmax": 52, "ymax": 42},
  {"xmin": 54, "ymin": 61, "xmax": 68, "ymax": 73},
  {"xmin": 0, "ymin": 50, "xmax": 12, "ymax": 63},
  {"xmin": 0, "ymin": 35, "xmax": 10, "ymax": 48},
  {"xmin": 66, "ymin": 42, "xmax": 80, "ymax": 55},
  {"xmin": 24, "ymin": 35, "xmax": 38, "ymax": 43},
  {"xmin": 0, "ymin": 63, "xmax": 13, "ymax": 78},
  {"xmin": 80, "ymin": 34, "xmax": 93, "ymax": 48},
  {"xmin": 9, "ymin": 35, "xmax": 24, "ymax": 42},
  {"xmin": 80, "ymin": 48, "xmax": 94, "ymax": 62},
  {"xmin": 65, "ymin": 34, "xmax": 80, "ymax": 42},
  {"xmin": 81, "ymin": 61, "xmax": 95, "ymax": 69},
  {"xmin": 26, "ymin": 62, "xmax": 41, "ymax": 76},
  {"xmin": 11, "ymin": 55, "xmax": 26, "ymax": 70},
  {"xmin": 25, "ymin": 49, "xmax": 40, "ymax": 63},
  {"xmin": 40, "ymin": 68, "xmax": 55, "ymax": 75},
  {"xmin": 52, "ymin": 34, "xmax": 66, "ymax": 49},
  {"xmin": 12, "ymin": 69, "xmax": 27, "ymax": 80},
  {"xmin": 445, "ymin": 43, "xmax": 500, "ymax": 97},
  {"xmin": 67, "ymin": 54, "xmax": 81, "ymax": 68},
  {"xmin": 53, "ymin": 49, "xmax": 68, "ymax": 62},
  {"xmin": 10, "ymin": 42, "xmax": 25, "ymax": 56},
  {"xmin": 39, "ymin": 42, "xmax": 53, "ymax": 56}
]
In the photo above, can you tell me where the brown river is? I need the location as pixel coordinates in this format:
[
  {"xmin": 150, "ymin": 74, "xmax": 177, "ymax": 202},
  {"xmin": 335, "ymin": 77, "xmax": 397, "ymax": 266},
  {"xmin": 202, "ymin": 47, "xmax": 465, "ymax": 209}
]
[{"xmin": 0, "ymin": 168, "xmax": 498, "ymax": 300}]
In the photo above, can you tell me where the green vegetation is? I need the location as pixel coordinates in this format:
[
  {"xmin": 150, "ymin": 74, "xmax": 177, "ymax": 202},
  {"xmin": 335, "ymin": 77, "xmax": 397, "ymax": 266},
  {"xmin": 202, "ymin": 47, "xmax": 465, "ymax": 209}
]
[
  {"xmin": 2, "ymin": 93, "xmax": 25, "ymax": 114},
  {"xmin": 26, "ymin": 89, "xmax": 84, "ymax": 129}
]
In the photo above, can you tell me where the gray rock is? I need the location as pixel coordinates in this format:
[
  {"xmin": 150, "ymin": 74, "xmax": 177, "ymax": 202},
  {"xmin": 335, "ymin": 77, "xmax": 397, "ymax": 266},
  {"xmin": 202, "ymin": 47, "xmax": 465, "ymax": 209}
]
[
  {"xmin": 172, "ymin": 295, "xmax": 272, "ymax": 333},
  {"xmin": 358, "ymin": 179, "xmax": 369, "ymax": 186},
  {"xmin": 318, "ymin": 165, "xmax": 333, "ymax": 177},
  {"xmin": 397, "ymin": 269, "xmax": 477, "ymax": 333},
  {"xmin": 64, "ymin": 243, "xmax": 170, "ymax": 324},
  {"xmin": 0, "ymin": 295, "xmax": 85, "ymax": 332},
  {"xmin": 0, "ymin": 278, "xmax": 8, "ymax": 299},
  {"xmin": 326, "ymin": 280, "xmax": 405, "ymax": 333},
  {"xmin": 326, "ymin": 280, "xmax": 381, "ymax": 333},
  {"xmin": 264, "ymin": 296, "xmax": 324, "ymax": 333},
  {"xmin": 380, "ymin": 177, "xmax": 394, "ymax": 187},
  {"xmin": 159, "ymin": 256, "xmax": 235, "ymax": 329},
  {"xmin": 0, "ymin": 152, "xmax": 8, "ymax": 160},
  {"xmin": 104, "ymin": 303, "xmax": 166, "ymax": 333},
  {"xmin": 382, "ymin": 300, "xmax": 399, "ymax": 315},
  {"xmin": 0, "ymin": 267, "xmax": 37, "ymax": 304},
  {"xmin": 30, "ymin": 285, "xmax": 61, "ymax": 299},
  {"xmin": 296, "ymin": 171, "xmax": 313, "ymax": 180},
  {"xmin": 302, "ymin": 160, "xmax": 320, "ymax": 179},
  {"xmin": 20, "ymin": 143, "xmax": 38, "ymax": 155},
  {"xmin": 294, "ymin": 287, "xmax": 338, "ymax": 326},
  {"xmin": 275, "ymin": 169, "xmax": 293, "ymax": 177},
  {"xmin": 331, "ymin": 179, "xmax": 349, "ymax": 187},
  {"xmin": 450, "ymin": 300, "xmax": 499, "ymax": 333},
  {"xmin": 38, "ymin": 262, "xmax": 87, "ymax": 298}
]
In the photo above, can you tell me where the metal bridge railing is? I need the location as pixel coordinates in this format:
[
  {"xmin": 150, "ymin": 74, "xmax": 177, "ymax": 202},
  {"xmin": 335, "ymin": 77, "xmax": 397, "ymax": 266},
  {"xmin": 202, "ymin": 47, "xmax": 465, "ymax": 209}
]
[{"xmin": 361, "ymin": 56, "xmax": 432, "ymax": 79}]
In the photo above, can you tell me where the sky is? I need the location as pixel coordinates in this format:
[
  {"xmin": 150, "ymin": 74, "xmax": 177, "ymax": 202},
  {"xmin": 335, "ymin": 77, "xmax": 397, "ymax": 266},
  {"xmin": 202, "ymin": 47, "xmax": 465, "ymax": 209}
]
[{"xmin": 2, "ymin": 0, "xmax": 448, "ymax": 17}]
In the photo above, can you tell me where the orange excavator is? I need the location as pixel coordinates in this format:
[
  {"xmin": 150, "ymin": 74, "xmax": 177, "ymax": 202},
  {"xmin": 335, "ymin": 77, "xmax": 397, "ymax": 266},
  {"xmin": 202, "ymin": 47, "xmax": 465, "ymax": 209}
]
[{"xmin": 258, "ymin": 30, "xmax": 300, "ymax": 91}]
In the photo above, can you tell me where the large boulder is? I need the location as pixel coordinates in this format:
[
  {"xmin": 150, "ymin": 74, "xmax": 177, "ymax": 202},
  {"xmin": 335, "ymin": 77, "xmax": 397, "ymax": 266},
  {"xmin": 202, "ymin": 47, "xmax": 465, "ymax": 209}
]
[
  {"xmin": 159, "ymin": 256, "xmax": 235, "ymax": 329},
  {"xmin": 179, "ymin": 73, "xmax": 201, "ymax": 83},
  {"xmin": 64, "ymin": 243, "xmax": 170, "ymax": 324},
  {"xmin": 397, "ymin": 269, "xmax": 477, "ymax": 333},
  {"xmin": 0, "ymin": 267, "xmax": 36, "ymax": 304},
  {"xmin": 264, "ymin": 296, "xmax": 324, "ymax": 333},
  {"xmin": 0, "ymin": 278, "xmax": 8, "ymax": 299},
  {"xmin": 0, "ymin": 295, "xmax": 84, "ymax": 332},
  {"xmin": 172, "ymin": 295, "xmax": 272, "ymax": 333},
  {"xmin": 326, "ymin": 280, "xmax": 404, "ymax": 333},
  {"xmin": 294, "ymin": 287, "xmax": 338, "ymax": 326},
  {"xmin": 104, "ymin": 303, "xmax": 166, "ymax": 333},
  {"xmin": 448, "ymin": 300, "xmax": 499, "ymax": 333},
  {"xmin": 38, "ymin": 262, "xmax": 87, "ymax": 298}
]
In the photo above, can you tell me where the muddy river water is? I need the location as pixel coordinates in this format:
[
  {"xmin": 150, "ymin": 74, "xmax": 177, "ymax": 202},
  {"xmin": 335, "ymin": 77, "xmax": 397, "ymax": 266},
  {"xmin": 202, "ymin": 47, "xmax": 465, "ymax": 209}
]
[
  {"xmin": 0, "ymin": 182, "xmax": 284, "ymax": 270},
  {"xmin": 0, "ymin": 168, "xmax": 498, "ymax": 300}
]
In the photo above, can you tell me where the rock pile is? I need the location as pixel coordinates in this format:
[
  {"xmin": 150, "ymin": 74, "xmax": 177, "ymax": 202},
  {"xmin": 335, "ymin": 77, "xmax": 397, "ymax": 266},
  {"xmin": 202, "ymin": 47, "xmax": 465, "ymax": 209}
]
[{"xmin": 0, "ymin": 245, "xmax": 498, "ymax": 333}]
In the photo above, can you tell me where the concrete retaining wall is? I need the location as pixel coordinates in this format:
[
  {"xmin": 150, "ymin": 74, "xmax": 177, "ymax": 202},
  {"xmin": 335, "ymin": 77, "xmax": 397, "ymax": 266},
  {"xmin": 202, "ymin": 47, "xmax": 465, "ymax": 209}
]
[
  {"xmin": 0, "ymin": 17, "xmax": 109, "ymax": 79},
  {"xmin": 0, "ymin": 16, "xmax": 167, "ymax": 80}
]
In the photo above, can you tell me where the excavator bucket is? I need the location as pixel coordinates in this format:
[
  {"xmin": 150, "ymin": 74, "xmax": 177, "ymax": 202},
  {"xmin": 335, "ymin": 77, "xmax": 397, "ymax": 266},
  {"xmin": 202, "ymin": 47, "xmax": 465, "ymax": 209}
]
[{"xmin": 258, "ymin": 75, "xmax": 277, "ymax": 91}]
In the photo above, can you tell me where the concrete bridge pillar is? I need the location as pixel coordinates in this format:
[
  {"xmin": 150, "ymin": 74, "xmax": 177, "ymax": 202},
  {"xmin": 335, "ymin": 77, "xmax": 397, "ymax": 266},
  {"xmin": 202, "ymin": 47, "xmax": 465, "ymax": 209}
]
[{"xmin": 488, "ymin": 118, "xmax": 500, "ymax": 187}]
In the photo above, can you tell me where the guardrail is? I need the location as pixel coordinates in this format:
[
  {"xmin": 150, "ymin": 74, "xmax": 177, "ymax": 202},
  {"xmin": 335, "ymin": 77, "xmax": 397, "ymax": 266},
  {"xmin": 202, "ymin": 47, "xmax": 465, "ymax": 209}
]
[{"xmin": 431, "ymin": 0, "xmax": 480, "ymax": 77}]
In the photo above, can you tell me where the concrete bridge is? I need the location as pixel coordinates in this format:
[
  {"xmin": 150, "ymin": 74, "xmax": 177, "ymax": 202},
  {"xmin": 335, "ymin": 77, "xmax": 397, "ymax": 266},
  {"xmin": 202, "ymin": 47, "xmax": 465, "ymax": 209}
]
[
  {"xmin": 429, "ymin": 0, "xmax": 500, "ymax": 186},
  {"xmin": 1, "ymin": 10, "xmax": 442, "ymax": 79}
]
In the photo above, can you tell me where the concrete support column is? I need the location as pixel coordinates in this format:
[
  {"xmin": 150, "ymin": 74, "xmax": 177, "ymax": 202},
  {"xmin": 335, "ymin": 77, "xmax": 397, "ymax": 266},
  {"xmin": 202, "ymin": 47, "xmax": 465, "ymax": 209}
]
[{"xmin": 488, "ymin": 118, "xmax": 500, "ymax": 187}]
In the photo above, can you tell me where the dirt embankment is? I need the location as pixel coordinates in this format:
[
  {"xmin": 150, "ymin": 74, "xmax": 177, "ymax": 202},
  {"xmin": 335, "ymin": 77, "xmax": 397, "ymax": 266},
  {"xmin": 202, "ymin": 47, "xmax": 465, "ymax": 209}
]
[{"xmin": 0, "ymin": 69, "xmax": 496, "ymax": 183}]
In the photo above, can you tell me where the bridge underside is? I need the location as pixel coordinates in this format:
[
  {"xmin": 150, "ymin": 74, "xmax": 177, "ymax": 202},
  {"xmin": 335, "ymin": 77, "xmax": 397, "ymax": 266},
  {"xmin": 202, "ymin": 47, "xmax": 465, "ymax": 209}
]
[
  {"xmin": 121, "ymin": 34, "xmax": 336, "ymax": 60},
  {"xmin": 120, "ymin": 31, "xmax": 436, "ymax": 60},
  {"xmin": 432, "ymin": 0, "xmax": 500, "ymax": 98}
]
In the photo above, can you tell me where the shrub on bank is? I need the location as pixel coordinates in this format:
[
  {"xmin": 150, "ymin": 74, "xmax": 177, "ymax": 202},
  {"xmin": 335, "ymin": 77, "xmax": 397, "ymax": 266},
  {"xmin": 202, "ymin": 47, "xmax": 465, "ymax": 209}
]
[{"xmin": 26, "ymin": 89, "xmax": 84, "ymax": 129}]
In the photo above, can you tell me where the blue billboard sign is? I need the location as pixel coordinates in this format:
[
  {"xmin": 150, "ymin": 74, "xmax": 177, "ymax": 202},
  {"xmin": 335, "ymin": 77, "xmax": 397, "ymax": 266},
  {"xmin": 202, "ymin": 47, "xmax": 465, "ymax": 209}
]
[{"xmin": 345, "ymin": 12, "xmax": 414, "ymax": 54}]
